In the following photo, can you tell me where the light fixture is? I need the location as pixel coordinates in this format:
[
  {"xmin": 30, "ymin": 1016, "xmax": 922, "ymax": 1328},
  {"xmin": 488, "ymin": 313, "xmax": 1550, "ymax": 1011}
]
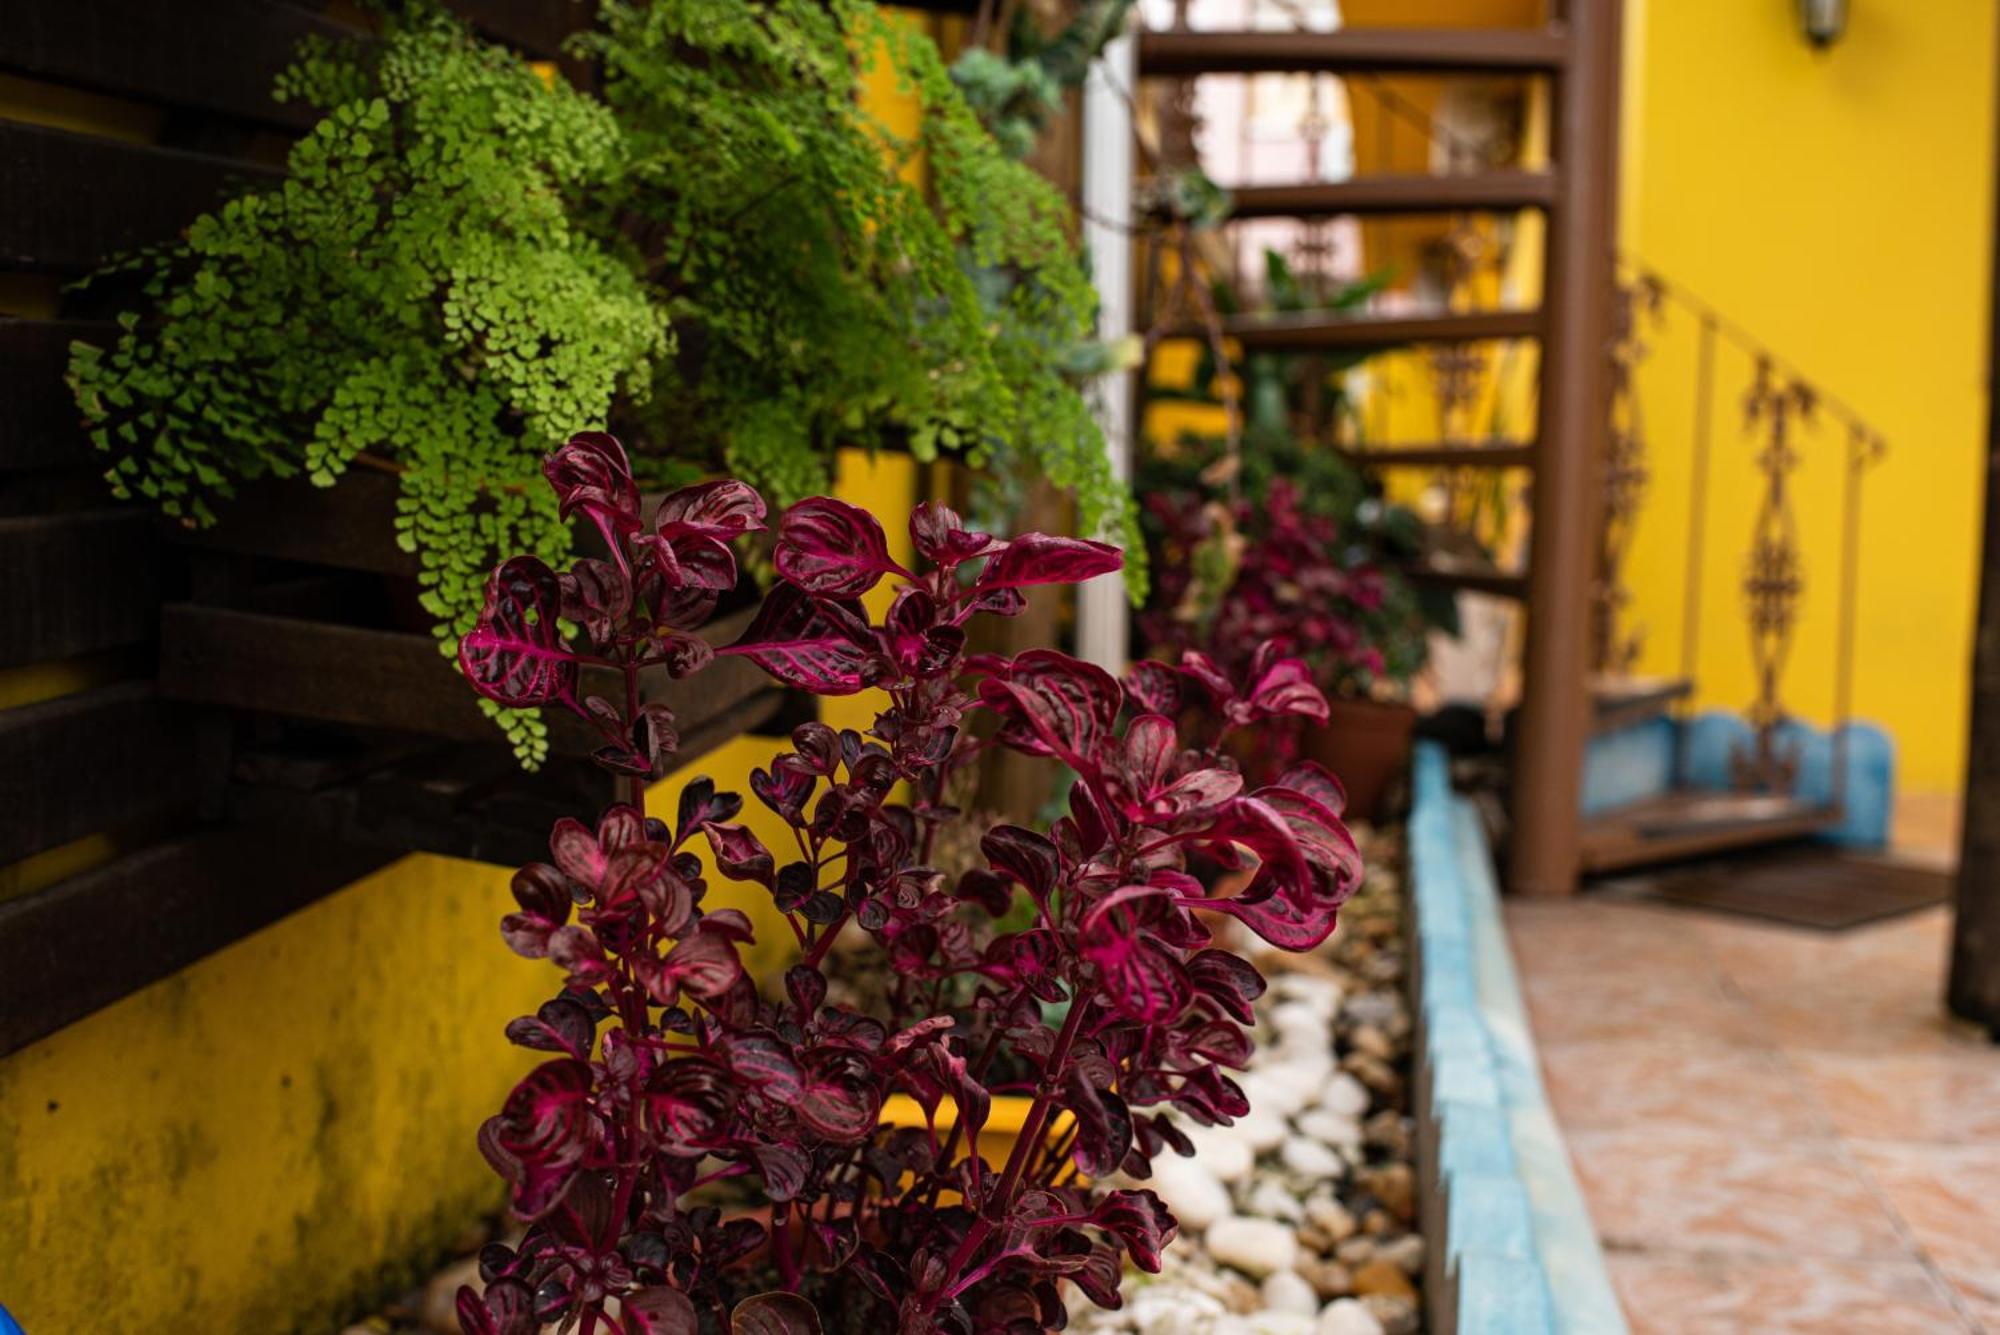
[{"xmin": 1797, "ymin": 0, "xmax": 1848, "ymax": 48}]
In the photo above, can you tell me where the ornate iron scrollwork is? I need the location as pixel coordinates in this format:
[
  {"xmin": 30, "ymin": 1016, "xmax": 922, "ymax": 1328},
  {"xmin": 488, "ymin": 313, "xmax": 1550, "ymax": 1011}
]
[{"xmin": 1733, "ymin": 357, "xmax": 1815, "ymax": 793}]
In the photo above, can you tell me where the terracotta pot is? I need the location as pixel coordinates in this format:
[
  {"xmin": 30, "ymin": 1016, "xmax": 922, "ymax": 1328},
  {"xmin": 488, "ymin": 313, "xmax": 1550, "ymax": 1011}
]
[{"xmin": 1304, "ymin": 697, "xmax": 1417, "ymax": 822}]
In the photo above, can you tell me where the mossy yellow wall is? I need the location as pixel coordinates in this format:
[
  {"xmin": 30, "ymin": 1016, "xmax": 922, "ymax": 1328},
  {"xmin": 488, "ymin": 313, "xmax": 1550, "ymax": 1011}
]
[{"xmin": 1616, "ymin": 0, "xmax": 1996, "ymax": 796}]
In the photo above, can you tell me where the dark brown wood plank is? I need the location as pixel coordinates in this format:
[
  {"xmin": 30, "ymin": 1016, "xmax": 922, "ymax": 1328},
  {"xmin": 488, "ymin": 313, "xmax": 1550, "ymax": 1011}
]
[
  {"xmin": 177, "ymin": 470, "xmax": 419, "ymax": 577},
  {"xmin": 1170, "ymin": 308, "xmax": 1541, "ymax": 352},
  {"xmin": 1222, "ymin": 171, "xmax": 1557, "ymax": 219},
  {"xmin": 1400, "ymin": 561, "xmax": 1528, "ymax": 600},
  {"xmin": 0, "ymin": 122, "xmax": 282, "ymax": 273},
  {"xmin": 0, "ymin": 823, "xmax": 394, "ymax": 1055},
  {"xmin": 1342, "ymin": 442, "xmax": 1536, "ymax": 469},
  {"xmin": 159, "ymin": 604, "xmax": 773, "ymax": 752},
  {"xmin": 0, "ymin": 509, "xmax": 157, "ymax": 667},
  {"xmin": 1138, "ymin": 27, "xmax": 1569, "ymax": 77},
  {"xmin": 0, "ymin": 683, "xmax": 196, "ymax": 865},
  {"xmin": 0, "ymin": 319, "xmax": 110, "ymax": 473},
  {"xmin": 1580, "ymin": 793, "xmax": 1838, "ymax": 875},
  {"xmin": 446, "ymin": 0, "xmax": 593, "ymax": 56},
  {"xmin": 0, "ymin": 0, "xmax": 354, "ymax": 130}
]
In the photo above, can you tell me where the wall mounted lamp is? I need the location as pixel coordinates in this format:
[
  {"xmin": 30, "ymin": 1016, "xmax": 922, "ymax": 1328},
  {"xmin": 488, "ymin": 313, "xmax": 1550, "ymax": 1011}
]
[{"xmin": 1798, "ymin": 0, "xmax": 1848, "ymax": 48}]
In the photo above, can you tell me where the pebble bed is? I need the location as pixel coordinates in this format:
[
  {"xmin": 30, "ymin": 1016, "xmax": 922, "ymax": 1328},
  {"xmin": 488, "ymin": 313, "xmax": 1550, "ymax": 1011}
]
[
  {"xmin": 350, "ymin": 826, "xmax": 1418, "ymax": 1335},
  {"xmin": 1067, "ymin": 823, "xmax": 1420, "ymax": 1335}
]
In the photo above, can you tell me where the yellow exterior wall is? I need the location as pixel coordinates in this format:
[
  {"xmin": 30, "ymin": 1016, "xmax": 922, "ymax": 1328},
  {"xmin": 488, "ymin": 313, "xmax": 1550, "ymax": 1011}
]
[{"xmin": 1617, "ymin": 0, "xmax": 1996, "ymax": 795}]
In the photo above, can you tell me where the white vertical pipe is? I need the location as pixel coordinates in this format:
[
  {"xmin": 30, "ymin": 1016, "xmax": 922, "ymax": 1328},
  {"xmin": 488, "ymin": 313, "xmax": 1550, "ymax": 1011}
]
[{"xmin": 1076, "ymin": 26, "xmax": 1137, "ymax": 673}]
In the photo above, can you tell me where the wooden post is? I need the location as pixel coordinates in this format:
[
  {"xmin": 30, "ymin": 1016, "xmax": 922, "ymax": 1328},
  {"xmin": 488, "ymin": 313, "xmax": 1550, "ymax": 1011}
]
[
  {"xmin": 1508, "ymin": 0, "xmax": 1624, "ymax": 896},
  {"xmin": 1947, "ymin": 17, "xmax": 2000, "ymax": 1034}
]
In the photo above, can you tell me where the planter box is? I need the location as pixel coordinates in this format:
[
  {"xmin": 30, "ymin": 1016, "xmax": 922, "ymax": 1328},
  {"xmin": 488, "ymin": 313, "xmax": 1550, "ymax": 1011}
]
[
  {"xmin": 157, "ymin": 472, "xmax": 795, "ymax": 866},
  {"xmin": 1408, "ymin": 743, "xmax": 1626, "ymax": 1334},
  {"xmin": 1307, "ymin": 697, "xmax": 1417, "ymax": 822}
]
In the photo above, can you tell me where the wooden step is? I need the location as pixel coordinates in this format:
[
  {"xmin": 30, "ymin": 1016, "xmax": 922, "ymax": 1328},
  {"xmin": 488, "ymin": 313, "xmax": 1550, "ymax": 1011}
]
[
  {"xmin": 1223, "ymin": 171, "xmax": 1557, "ymax": 218},
  {"xmin": 1172, "ymin": 308, "xmax": 1540, "ymax": 352},
  {"xmin": 1139, "ymin": 26, "xmax": 1570, "ymax": 77},
  {"xmin": 1579, "ymin": 791, "xmax": 1838, "ymax": 875},
  {"xmin": 1401, "ymin": 561, "xmax": 1528, "ymax": 600},
  {"xmin": 1590, "ymin": 674, "xmax": 1693, "ymax": 733},
  {"xmin": 1343, "ymin": 441, "xmax": 1535, "ymax": 469}
]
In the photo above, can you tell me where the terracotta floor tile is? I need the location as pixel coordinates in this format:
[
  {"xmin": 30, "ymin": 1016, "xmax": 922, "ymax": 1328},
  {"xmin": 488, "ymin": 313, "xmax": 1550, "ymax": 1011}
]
[
  {"xmin": 1520, "ymin": 970, "xmax": 1769, "ymax": 1048},
  {"xmin": 1794, "ymin": 1051, "xmax": 2000, "ymax": 1144},
  {"xmin": 1854, "ymin": 1141, "xmax": 2000, "ymax": 1320},
  {"xmin": 1504, "ymin": 899, "xmax": 1718, "ymax": 980},
  {"xmin": 1566, "ymin": 1127, "xmax": 1907, "ymax": 1260},
  {"xmin": 1606, "ymin": 1251, "xmax": 1973, "ymax": 1334},
  {"xmin": 1538, "ymin": 1039, "xmax": 1826, "ymax": 1139}
]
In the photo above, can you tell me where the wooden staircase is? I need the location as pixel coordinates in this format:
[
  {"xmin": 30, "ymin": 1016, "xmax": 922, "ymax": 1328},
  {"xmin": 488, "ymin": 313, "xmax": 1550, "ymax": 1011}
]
[{"xmin": 1134, "ymin": 4, "xmax": 1621, "ymax": 892}]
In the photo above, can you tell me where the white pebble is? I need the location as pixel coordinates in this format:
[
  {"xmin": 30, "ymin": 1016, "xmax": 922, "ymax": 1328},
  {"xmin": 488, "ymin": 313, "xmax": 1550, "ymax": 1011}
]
[
  {"xmin": 1320, "ymin": 1073, "xmax": 1373, "ymax": 1118},
  {"xmin": 1206, "ymin": 1215, "xmax": 1299, "ymax": 1279},
  {"xmin": 1246, "ymin": 1315, "xmax": 1315, "ymax": 1335},
  {"xmin": 1282, "ymin": 1136, "xmax": 1344, "ymax": 1181},
  {"xmin": 1149, "ymin": 1153, "xmax": 1235, "ymax": 1231},
  {"xmin": 1235, "ymin": 1106, "xmax": 1288, "ymax": 1153},
  {"xmin": 1247, "ymin": 1177, "xmax": 1304, "ymax": 1223},
  {"xmin": 1240, "ymin": 1070, "xmax": 1311, "ymax": 1118},
  {"xmin": 1261, "ymin": 1269, "xmax": 1320, "ymax": 1317},
  {"xmin": 1295, "ymin": 1108, "xmax": 1364, "ymax": 1151},
  {"xmin": 1183, "ymin": 1124, "xmax": 1257, "ymax": 1183},
  {"xmin": 1315, "ymin": 1299, "xmax": 1386, "ymax": 1335}
]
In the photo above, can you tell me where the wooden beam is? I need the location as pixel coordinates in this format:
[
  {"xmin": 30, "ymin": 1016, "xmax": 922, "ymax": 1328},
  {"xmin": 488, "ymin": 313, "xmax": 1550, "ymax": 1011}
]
[
  {"xmin": 0, "ymin": 319, "xmax": 107, "ymax": 473},
  {"xmin": 1138, "ymin": 27, "xmax": 1570, "ymax": 77},
  {"xmin": 0, "ymin": 509, "xmax": 158, "ymax": 667},
  {"xmin": 1508, "ymin": 0, "xmax": 1626, "ymax": 896},
  {"xmin": 158, "ymin": 604, "xmax": 775, "ymax": 754},
  {"xmin": 0, "ymin": 683, "xmax": 196, "ymax": 866},
  {"xmin": 177, "ymin": 471, "xmax": 419, "ymax": 578},
  {"xmin": 0, "ymin": 0, "xmax": 353, "ymax": 129},
  {"xmin": 1223, "ymin": 171, "xmax": 1557, "ymax": 219},
  {"xmin": 1171, "ymin": 308, "xmax": 1540, "ymax": 353},
  {"xmin": 1950, "ymin": 10, "xmax": 2000, "ymax": 1036},
  {"xmin": 1401, "ymin": 563, "xmax": 1529, "ymax": 601},
  {"xmin": 1343, "ymin": 442, "xmax": 1536, "ymax": 469},
  {"xmin": 0, "ymin": 824, "xmax": 393, "ymax": 1056},
  {"xmin": 0, "ymin": 123, "xmax": 282, "ymax": 273}
]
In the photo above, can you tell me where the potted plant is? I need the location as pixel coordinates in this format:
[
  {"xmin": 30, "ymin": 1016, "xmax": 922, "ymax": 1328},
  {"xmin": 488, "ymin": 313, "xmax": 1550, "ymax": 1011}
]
[{"xmin": 449, "ymin": 434, "xmax": 1363, "ymax": 1334}]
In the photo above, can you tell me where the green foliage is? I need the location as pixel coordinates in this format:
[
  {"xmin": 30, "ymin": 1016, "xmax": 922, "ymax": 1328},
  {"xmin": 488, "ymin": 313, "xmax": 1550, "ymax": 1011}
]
[
  {"xmin": 70, "ymin": 12, "xmax": 668, "ymax": 763},
  {"xmin": 70, "ymin": 0, "xmax": 1142, "ymax": 764}
]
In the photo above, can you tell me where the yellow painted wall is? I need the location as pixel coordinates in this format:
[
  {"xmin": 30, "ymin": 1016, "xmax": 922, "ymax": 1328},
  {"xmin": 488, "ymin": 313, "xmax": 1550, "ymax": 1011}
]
[{"xmin": 1617, "ymin": 0, "xmax": 1997, "ymax": 795}]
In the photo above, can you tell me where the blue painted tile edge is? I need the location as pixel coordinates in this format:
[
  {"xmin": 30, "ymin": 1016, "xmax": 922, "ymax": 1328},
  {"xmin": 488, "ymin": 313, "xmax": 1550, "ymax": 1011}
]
[{"xmin": 1411, "ymin": 742, "xmax": 1629, "ymax": 1335}]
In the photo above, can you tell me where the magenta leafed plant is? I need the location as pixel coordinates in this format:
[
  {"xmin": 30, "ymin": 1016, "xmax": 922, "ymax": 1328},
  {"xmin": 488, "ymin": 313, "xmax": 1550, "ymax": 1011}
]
[{"xmin": 454, "ymin": 434, "xmax": 1363, "ymax": 1335}]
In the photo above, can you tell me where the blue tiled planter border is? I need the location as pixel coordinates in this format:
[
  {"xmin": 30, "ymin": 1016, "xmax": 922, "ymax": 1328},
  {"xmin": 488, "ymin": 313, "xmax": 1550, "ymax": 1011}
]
[{"xmin": 1409, "ymin": 742, "xmax": 1627, "ymax": 1335}]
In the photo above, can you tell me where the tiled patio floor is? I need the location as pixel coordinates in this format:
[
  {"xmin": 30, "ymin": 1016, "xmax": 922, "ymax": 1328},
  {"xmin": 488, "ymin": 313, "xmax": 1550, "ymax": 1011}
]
[{"xmin": 1505, "ymin": 871, "xmax": 2000, "ymax": 1332}]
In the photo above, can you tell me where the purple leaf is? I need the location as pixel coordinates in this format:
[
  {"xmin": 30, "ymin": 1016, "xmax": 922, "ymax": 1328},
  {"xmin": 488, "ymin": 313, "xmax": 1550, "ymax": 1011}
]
[
  {"xmin": 543, "ymin": 432, "xmax": 642, "ymax": 557},
  {"xmin": 653, "ymin": 480, "xmax": 768, "ymax": 540},
  {"xmin": 909, "ymin": 501, "xmax": 994, "ymax": 568},
  {"xmin": 721, "ymin": 585, "xmax": 873, "ymax": 695},
  {"xmin": 622, "ymin": 1286, "xmax": 700, "ymax": 1335},
  {"xmin": 457, "ymin": 1277, "xmax": 537, "ymax": 1335},
  {"xmin": 977, "ymin": 533, "xmax": 1123, "ymax": 590},
  {"xmin": 720, "ymin": 1032, "xmax": 805, "ymax": 1102},
  {"xmin": 1089, "ymin": 1190, "xmax": 1177, "ymax": 1271},
  {"xmin": 504, "ymin": 997, "xmax": 595, "ymax": 1059},
  {"xmin": 775, "ymin": 497, "xmax": 903, "ymax": 597},
  {"xmin": 978, "ymin": 650, "xmax": 1122, "ymax": 773},
  {"xmin": 458, "ymin": 557, "xmax": 579, "ymax": 709},
  {"xmin": 980, "ymin": 825, "xmax": 1059, "ymax": 902},
  {"xmin": 1186, "ymin": 950, "xmax": 1266, "ymax": 1026},
  {"xmin": 731, "ymin": 1291, "xmax": 823, "ymax": 1335},
  {"xmin": 703, "ymin": 821, "xmax": 775, "ymax": 887},
  {"xmin": 1123, "ymin": 660, "xmax": 1183, "ymax": 716},
  {"xmin": 753, "ymin": 1143, "xmax": 812, "ymax": 1202}
]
